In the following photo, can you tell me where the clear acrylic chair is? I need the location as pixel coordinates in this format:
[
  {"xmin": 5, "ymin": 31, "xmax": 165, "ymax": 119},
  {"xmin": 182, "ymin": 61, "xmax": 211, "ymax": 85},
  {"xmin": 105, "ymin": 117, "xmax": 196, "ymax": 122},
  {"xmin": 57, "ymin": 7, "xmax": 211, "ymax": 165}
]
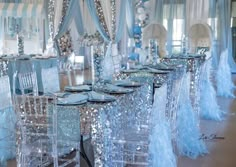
[
  {"xmin": 13, "ymin": 95, "xmax": 80, "ymax": 167},
  {"xmin": 41, "ymin": 67, "xmax": 60, "ymax": 94},
  {"xmin": 0, "ymin": 75, "xmax": 16, "ymax": 166},
  {"xmin": 15, "ymin": 71, "xmax": 39, "ymax": 96}
]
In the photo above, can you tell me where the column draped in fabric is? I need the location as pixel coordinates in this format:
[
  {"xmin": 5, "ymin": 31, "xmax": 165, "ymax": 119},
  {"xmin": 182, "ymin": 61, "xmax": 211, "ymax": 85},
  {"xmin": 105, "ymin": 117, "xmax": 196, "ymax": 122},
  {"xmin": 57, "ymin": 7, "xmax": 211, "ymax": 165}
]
[
  {"xmin": 86, "ymin": 0, "xmax": 127, "ymax": 78},
  {"xmin": 53, "ymin": 0, "xmax": 84, "ymax": 56},
  {"xmin": 86, "ymin": 0, "xmax": 110, "ymax": 42},
  {"xmin": 86, "ymin": 0, "xmax": 127, "ymax": 43},
  {"xmin": 79, "ymin": 0, "xmax": 96, "ymax": 35},
  {"xmin": 53, "ymin": 0, "xmax": 63, "ymax": 36}
]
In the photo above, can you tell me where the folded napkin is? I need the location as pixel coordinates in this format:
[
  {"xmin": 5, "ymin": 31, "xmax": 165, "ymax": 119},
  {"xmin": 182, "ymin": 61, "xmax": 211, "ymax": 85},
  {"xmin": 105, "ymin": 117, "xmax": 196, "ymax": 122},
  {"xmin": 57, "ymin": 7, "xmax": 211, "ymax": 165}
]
[
  {"xmin": 57, "ymin": 94, "xmax": 88, "ymax": 105},
  {"xmin": 157, "ymin": 63, "xmax": 170, "ymax": 69},
  {"xmin": 131, "ymin": 65, "xmax": 144, "ymax": 70},
  {"xmin": 114, "ymin": 80, "xmax": 141, "ymax": 87},
  {"xmin": 64, "ymin": 85, "xmax": 91, "ymax": 92},
  {"xmin": 121, "ymin": 69, "xmax": 139, "ymax": 73},
  {"xmin": 104, "ymin": 84, "xmax": 133, "ymax": 93},
  {"xmin": 87, "ymin": 91, "xmax": 115, "ymax": 101},
  {"xmin": 53, "ymin": 92, "xmax": 70, "ymax": 98},
  {"xmin": 147, "ymin": 68, "xmax": 169, "ymax": 74}
]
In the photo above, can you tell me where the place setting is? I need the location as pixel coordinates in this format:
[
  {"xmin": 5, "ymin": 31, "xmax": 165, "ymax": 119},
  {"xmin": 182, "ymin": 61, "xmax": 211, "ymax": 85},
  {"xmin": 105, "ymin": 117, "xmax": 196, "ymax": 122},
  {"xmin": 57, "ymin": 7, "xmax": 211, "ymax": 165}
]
[{"xmin": 56, "ymin": 93, "xmax": 88, "ymax": 106}]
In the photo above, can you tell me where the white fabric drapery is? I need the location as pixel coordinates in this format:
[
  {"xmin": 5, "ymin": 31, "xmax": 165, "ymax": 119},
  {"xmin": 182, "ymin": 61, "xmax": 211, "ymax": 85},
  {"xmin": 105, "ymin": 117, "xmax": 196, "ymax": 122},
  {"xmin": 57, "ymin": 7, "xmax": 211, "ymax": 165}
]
[
  {"xmin": 53, "ymin": 0, "xmax": 63, "ymax": 36},
  {"xmin": 186, "ymin": 0, "xmax": 209, "ymax": 30},
  {"xmin": 79, "ymin": 0, "xmax": 96, "ymax": 35},
  {"xmin": 0, "ymin": 17, "xmax": 4, "ymax": 53}
]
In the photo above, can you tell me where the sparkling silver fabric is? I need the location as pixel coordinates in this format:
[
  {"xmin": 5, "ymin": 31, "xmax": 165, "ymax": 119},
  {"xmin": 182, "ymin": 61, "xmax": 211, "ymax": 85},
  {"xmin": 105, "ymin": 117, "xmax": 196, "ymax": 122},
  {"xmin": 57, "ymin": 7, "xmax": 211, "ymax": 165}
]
[
  {"xmin": 56, "ymin": 80, "xmax": 153, "ymax": 166},
  {"xmin": 188, "ymin": 56, "xmax": 206, "ymax": 117},
  {"xmin": 82, "ymin": 82, "xmax": 152, "ymax": 166},
  {"xmin": 56, "ymin": 56, "xmax": 205, "ymax": 165},
  {"xmin": 14, "ymin": 95, "xmax": 80, "ymax": 167},
  {"xmin": 162, "ymin": 55, "xmax": 206, "ymax": 116}
]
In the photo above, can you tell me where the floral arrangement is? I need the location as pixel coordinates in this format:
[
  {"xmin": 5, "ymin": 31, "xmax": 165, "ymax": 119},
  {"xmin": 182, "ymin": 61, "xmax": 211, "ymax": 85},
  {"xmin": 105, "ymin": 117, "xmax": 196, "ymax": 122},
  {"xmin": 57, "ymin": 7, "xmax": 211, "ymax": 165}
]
[{"xmin": 78, "ymin": 31, "xmax": 104, "ymax": 46}]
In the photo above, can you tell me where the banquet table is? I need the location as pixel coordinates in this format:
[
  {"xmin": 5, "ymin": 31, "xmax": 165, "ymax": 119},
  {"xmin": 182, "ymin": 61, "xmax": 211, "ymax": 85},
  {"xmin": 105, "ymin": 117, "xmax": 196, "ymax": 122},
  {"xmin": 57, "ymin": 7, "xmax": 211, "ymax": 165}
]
[{"xmin": 0, "ymin": 54, "xmax": 207, "ymax": 165}]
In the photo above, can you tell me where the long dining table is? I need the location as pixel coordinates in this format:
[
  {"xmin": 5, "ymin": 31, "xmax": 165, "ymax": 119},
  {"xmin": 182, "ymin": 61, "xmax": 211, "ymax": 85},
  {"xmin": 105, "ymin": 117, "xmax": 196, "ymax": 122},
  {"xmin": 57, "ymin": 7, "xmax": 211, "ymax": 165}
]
[
  {"xmin": 0, "ymin": 53, "xmax": 207, "ymax": 166},
  {"xmin": 54, "ymin": 53, "xmax": 206, "ymax": 165}
]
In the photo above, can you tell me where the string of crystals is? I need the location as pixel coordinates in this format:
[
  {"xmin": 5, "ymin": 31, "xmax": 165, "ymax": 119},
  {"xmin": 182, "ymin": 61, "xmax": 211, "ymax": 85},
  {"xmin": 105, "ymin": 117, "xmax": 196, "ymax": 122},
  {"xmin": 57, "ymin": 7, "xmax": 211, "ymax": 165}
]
[
  {"xmin": 48, "ymin": 0, "xmax": 55, "ymax": 39},
  {"xmin": 110, "ymin": 0, "xmax": 116, "ymax": 41},
  {"xmin": 94, "ymin": 0, "xmax": 110, "ymax": 40}
]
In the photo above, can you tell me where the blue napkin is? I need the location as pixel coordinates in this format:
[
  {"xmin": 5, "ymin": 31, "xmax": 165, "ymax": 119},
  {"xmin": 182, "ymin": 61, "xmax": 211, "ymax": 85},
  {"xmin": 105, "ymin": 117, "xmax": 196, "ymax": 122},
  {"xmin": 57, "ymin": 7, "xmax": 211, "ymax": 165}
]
[
  {"xmin": 87, "ymin": 91, "xmax": 115, "ymax": 102},
  {"xmin": 104, "ymin": 84, "xmax": 134, "ymax": 93},
  {"xmin": 57, "ymin": 94, "xmax": 88, "ymax": 105}
]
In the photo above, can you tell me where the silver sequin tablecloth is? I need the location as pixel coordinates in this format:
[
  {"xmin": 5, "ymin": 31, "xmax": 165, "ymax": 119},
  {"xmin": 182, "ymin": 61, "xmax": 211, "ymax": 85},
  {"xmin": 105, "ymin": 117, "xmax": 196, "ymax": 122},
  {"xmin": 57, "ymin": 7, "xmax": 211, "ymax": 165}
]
[{"xmin": 57, "ymin": 79, "xmax": 153, "ymax": 166}]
